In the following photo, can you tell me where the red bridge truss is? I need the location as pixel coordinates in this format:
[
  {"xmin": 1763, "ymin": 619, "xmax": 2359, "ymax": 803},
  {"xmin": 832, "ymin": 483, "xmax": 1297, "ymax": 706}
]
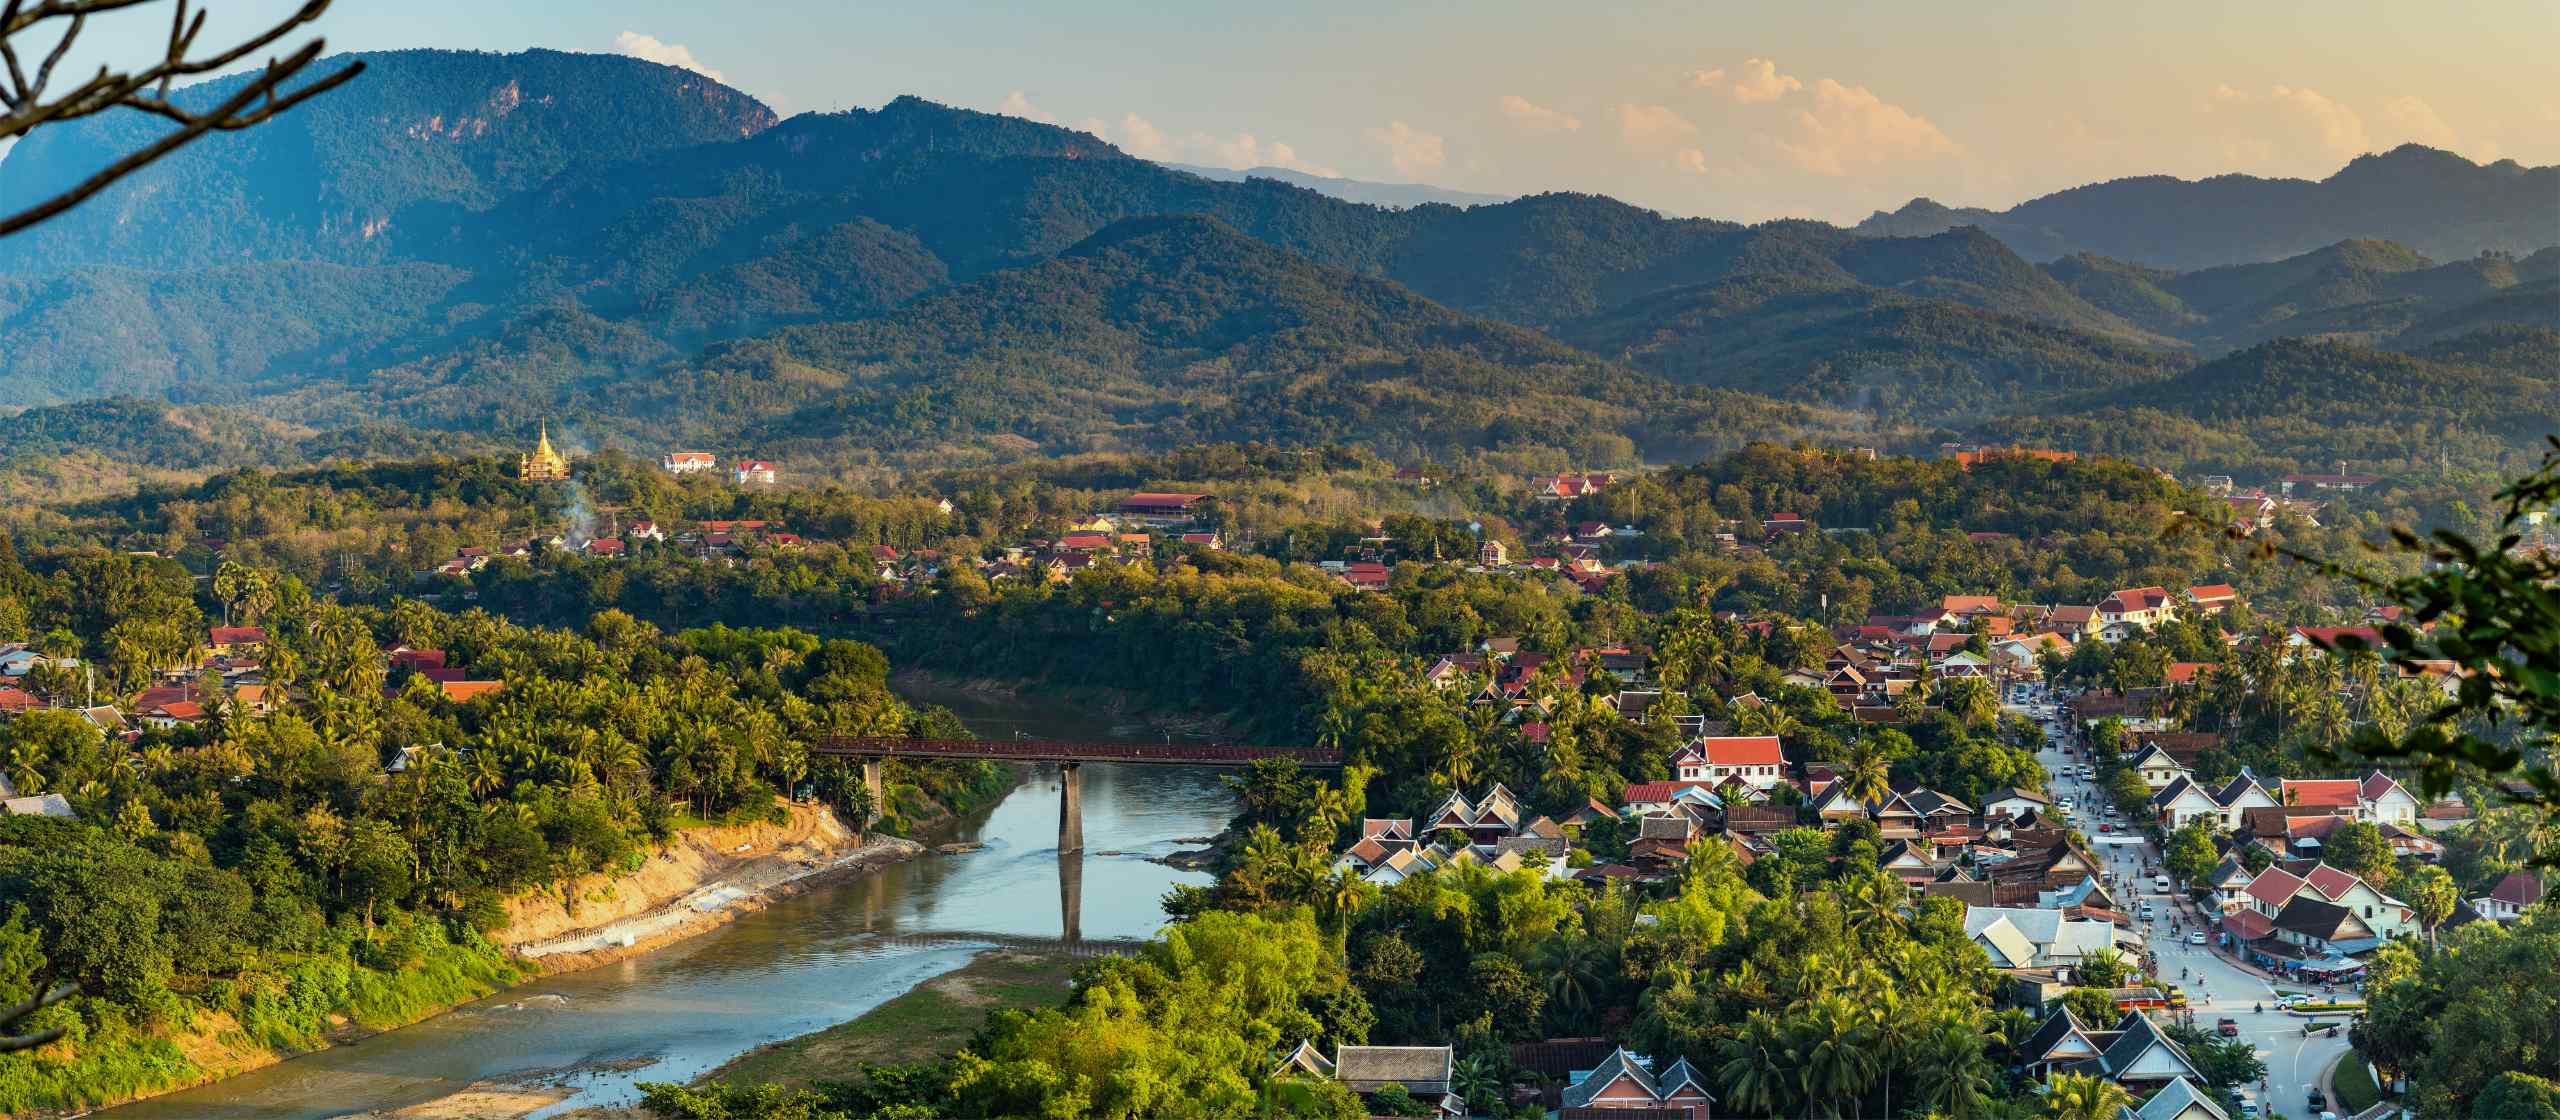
[{"xmin": 811, "ymin": 737, "xmax": 1343, "ymax": 767}]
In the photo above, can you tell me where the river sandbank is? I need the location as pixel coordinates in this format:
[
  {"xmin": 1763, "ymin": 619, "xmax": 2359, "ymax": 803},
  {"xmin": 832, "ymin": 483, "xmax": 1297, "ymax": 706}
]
[{"xmin": 504, "ymin": 802, "xmax": 923, "ymax": 972}]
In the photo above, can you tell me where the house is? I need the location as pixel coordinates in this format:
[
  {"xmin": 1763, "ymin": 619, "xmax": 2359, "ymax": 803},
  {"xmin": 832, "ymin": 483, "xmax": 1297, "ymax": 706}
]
[
  {"xmin": 1669, "ymin": 735, "xmax": 1787, "ymax": 791},
  {"xmin": 1558, "ymin": 1047, "xmax": 1712, "ymax": 1118},
  {"xmin": 1276, "ymin": 1042, "xmax": 1461, "ymax": 1117},
  {"xmin": 2182, "ymin": 584, "xmax": 2239, "ymax": 614},
  {"xmin": 2209, "ymin": 774, "xmax": 2279, "ymax": 829},
  {"xmin": 2128, "ymin": 1076, "xmax": 2232, "ymax": 1120},
  {"xmin": 1537, "ymin": 473, "xmax": 1614, "ymax": 500},
  {"xmin": 2097, "ymin": 587, "xmax": 2177, "ymax": 629},
  {"xmin": 2125, "ymin": 742, "xmax": 2191, "ymax": 791},
  {"xmin": 583, "ymin": 537, "xmax": 625, "ymax": 557},
  {"xmin": 2271, "ymin": 895, "xmax": 2378, "ymax": 957},
  {"xmin": 661, "ymin": 451, "xmax": 717, "ymax": 474},
  {"xmin": 732, "ymin": 460, "xmax": 779, "ymax": 485},
  {"xmin": 2280, "ymin": 471, "xmax": 2382, "ymax": 494},
  {"xmin": 2150, "ymin": 777, "xmax": 2223, "ymax": 831},
  {"xmin": 0, "ymin": 688, "xmax": 40, "ymax": 715},
  {"xmin": 1, "ymin": 793, "xmax": 75, "ymax": 818},
  {"xmin": 2066, "ymin": 1011, "xmax": 2206, "ymax": 1090},
  {"xmin": 2202, "ymin": 854, "xmax": 2256, "ymax": 911},
  {"xmin": 1983, "ymin": 787, "xmax": 2051, "ymax": 820},
  {"xmin": 2358, "ymin": 772, "xmax": 2420, "ymax": 825},
  {"xmin": 1179, "ymin": 531, "xmax": 1225, "ymax": 551},
  {"xmin": 439, "ymin": 680, "xmax": 505, "ymax": 703},
  {"xmin": 1116, "ymin": 492, "xmax": 1212, "ymax": 525},
  {"xmin": 1963, "ymin": 906, "xmax": 2126, "ymax": 970},
  {"xmin": 1336, "ymin": 562, "xmax": 1392, "ymax": 592},
  {"xmin": 2475, "ymin": 871, "xmax": 2545, "ymax": 921},
  {"xmin": 140, "ymin": 700, "xmax": 207, "ymax": 730},
  {"xmin": 1425, "ymin": 785, "xmax": 1524, "ymax": 843},
  {"xmin": 208, "ymin": 626, "xmax": 267, "ymax": 655},
  {"xmin": 2015, "ymin": 1006, "xmax": 2109, "ymax": 1078},
  {"xmin": 1477, "ymin": 539, "xmax": 1510, "ymax": 566},
  {"xmin": 1331, "ymin": 1045, "xmax": 1460, "ymax": 1116}
]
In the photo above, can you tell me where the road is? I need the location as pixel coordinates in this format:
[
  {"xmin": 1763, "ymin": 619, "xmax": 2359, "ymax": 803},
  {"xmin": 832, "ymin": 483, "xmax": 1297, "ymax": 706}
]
[{"xmin": 2014, "ymin": 688, "xmax": 2355, "ymax": 1120}]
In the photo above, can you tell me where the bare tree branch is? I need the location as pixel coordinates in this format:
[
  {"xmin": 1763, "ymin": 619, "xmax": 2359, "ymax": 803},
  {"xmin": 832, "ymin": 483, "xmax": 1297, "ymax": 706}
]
[
  {"xmin": 0, "ymin": 0, "xmax": 362, "ymax": 236},
  {"xmin": 0, "ymin": 981, "xmax": 75, "ymax": 1053}
]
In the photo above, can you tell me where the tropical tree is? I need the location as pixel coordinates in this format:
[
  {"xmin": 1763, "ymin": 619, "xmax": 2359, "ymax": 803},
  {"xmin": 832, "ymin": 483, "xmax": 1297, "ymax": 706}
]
[{"xmin": 2039, "ymin": 1070, "xmax": 2134, "ymax": 1120}]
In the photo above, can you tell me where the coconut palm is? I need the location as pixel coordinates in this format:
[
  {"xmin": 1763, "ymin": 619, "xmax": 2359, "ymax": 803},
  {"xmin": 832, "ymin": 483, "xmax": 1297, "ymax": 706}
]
[
  {"xmin": 2038, "ymin": 1071, "xmax": 2133, "ymax": 1120},
  {"xmin": 1794, "ymin": 995, "xmax": 1882, "ymax": 1118},
  {"xmin": 1716, "ymin": 1010, "xmax": 1799, "ymax": 1118},
  {"xmin": 1538, "ymin": 934, "xmax": 1611, "ymax": 1032},
  {"xmin": 1841, "ymin": 739, "xmax": 1893, "ymax": 807},
  {"xmin": 1909, "ymin": 1020, "xmax": 1996, "ymax": 1119}
]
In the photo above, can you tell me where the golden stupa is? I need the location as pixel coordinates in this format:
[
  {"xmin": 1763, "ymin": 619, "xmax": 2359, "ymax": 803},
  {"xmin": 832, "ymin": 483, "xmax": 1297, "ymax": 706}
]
[{"xmin": 519, "ymin": 423, "xmax": 571, "ymax": 482}]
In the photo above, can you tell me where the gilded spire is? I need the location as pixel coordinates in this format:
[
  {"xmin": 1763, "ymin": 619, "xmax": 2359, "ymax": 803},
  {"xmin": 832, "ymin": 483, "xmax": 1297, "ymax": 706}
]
[{"xmin": 519, "ymin": 421, "xmax": 571, "ymax": 481}]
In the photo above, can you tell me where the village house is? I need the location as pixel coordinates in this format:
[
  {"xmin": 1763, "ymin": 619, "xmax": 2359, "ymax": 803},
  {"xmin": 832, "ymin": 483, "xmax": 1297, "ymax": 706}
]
[
  {"xmin": 1275, "ymin": 1042, "xmax": 1461, "ymax": 1117},
  {"xmin": 1115, "ymin": 491, "xmax": 1212, "ymax": 526},
  {"xmin": 1557, "ymin": 1047, "xmax": 1713, "ymax": 1118},
  {"xmin": 2473, "ymin": 871, "xmax": 2544, "ymax": 922},
  {"xmin": 732, "ymin": 459, "xmax": 779, "ymax": 485},
  {"xmin": 661, "ymin": 451, "xmax": 717, "ymax": 474},
  {"xmin": 1669, "ymin": 734, "xmax": 1787, "ymax": 792},
  {"xmin": 2097, "ymin": 586, "xmax": 2177, "ymax": 630},
  {"xmin": 1536, "ymin": 472, "xmax": 1614, "ymax": 500},
  {"xmin": 1964, "ymin": 906, "xmax": 2128, "ymax": 971},
  {"xmin": 2182, "ymin": 584, "xmax": 2239, "ymax": 614},
  {"xmin": 207, "ymin": 626, "xmax": 267, "ymax": 656}
]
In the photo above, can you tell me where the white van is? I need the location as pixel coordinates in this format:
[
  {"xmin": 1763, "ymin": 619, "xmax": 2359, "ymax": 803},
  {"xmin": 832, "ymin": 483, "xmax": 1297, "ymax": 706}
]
[{"xmin": 2155, "ymin": 875, "xmax": 2173, "ymax": 893}]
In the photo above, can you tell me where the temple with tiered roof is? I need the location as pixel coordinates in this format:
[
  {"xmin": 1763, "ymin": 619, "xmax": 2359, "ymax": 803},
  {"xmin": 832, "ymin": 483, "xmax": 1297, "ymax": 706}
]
[{"xmin": 519, "ymin": 423, "xmax": 570, "ymax": 482}]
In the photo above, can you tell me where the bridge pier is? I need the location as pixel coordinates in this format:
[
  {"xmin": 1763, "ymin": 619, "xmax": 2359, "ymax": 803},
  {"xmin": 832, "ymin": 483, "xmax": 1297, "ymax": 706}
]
[
  {"xmin": 862, "ymin": 759, "xmax": 884, "ymax": 827},
  {"xmin": 1059, "ymin": 849, "xmax": 1083, "ymax": 944},
  {"xmin": 1057, "ymin": 762, "xmax": 1083, "ymax": 853}
]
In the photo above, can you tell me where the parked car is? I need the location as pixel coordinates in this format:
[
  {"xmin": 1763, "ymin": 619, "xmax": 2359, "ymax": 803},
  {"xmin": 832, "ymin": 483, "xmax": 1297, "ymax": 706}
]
[
  {"xmin": 2307, "ymin": 1088, "xmax": 2327, "ymax": 1110},
  {"xmin": 2099, "ymin": 821, "xmax": 2115, "ymax": 833},
  {"xmin": 2155, "ymin": 875, "xmax": 2173, "ymax": 892},
  {"xmin": 2188, "ymin": 930, "xmax": 2207, "ymax": 945},
  {"xmin": 2217, "ymin": 1017, "xmax": 2240, "ymax": 1037}
]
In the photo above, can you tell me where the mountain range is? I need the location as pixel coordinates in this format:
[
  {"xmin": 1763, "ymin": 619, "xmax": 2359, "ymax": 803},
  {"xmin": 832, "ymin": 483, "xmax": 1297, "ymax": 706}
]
[{"xmin": 0, "ymin": 48, "xmax": 2550, "ymax": 479}]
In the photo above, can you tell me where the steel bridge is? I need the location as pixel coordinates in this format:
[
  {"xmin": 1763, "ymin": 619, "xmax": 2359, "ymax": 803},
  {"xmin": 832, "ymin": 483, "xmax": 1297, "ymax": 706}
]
[{"xmin": 812, "ymin": 736, "xmax": 1341, "ymax": 853}]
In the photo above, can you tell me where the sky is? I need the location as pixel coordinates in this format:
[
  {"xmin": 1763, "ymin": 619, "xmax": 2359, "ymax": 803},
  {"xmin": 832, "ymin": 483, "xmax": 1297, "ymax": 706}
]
[{"xmin": 41, "ymin": 0, "xmax": 2560, "ymax": 222}]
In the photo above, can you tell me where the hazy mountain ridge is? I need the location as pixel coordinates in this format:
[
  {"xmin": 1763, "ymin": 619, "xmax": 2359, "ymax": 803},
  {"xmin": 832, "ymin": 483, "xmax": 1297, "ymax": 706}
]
[
  {"xmin": 0, "ymin": 48, "xmax": 2544, "ymax": 477},
  {"xmin": 1856, "ymin": 145, "xmax": 2558, "ymax": 270}
]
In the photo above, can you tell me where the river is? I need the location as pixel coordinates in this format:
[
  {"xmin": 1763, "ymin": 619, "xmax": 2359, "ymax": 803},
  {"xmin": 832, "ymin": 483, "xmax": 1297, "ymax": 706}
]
[{"xmin": 106, "ymin": 686, "xmax": 1234, "ymax": 1118}]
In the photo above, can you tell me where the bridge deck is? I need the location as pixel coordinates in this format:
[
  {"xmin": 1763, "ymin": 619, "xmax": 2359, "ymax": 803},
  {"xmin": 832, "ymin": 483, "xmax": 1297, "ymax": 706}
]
[{"xmin": 812, "ymin": 737, "xmax": 1341, "ymax": 767}]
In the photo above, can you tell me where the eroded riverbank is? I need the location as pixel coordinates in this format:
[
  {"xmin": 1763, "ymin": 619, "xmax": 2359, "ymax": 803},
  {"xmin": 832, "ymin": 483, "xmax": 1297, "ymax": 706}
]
[{"xmin": 103, "ymin": 759, "xmax": 1230, "ymax": 1119}]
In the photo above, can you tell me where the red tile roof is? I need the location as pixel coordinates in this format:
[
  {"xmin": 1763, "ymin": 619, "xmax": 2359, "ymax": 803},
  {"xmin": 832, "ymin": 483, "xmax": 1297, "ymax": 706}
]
[
  {"xmin": 2489, "ymin": 871, "xmax": 2545, "ymax": 907},
  {"xmin": 1619, "ymin": 781, "xmax": 1698, "ymax": 804},
  {"xmin": 208, "ymin": 626, "xmax": 267, "ymax": 646},
  {"xmin": 1689, "ymin": 735, "xmax": 1784, "ymax": 767},
  {"xmin": 2246, "ymin": 867, "xmax": 2307, "ymax": 908},
  {"xmin": 2222, "ymin": 908, "xmax": 2275, "ymax": 941},
  {"xmin": 2303, "ymin": 864, "xmax": 2361, "ymax": 900},
  {"xmin": 2281, "ymin": 779, "xmax": 2361, "ymax": 810}
]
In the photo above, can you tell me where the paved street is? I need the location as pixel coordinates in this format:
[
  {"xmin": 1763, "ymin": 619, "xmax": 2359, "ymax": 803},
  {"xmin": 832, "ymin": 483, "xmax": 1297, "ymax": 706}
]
[{"xmin": 2016, "ymin": 691, "xmax": 2355, "ymax": 1119}]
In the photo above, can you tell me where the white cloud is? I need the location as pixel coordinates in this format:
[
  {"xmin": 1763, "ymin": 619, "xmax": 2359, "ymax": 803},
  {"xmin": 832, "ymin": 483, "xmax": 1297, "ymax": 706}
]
[
  {"xmin": 1365, "ymin": 120, "xmax": 1447, "ymax": 178},
  {"xmin": 1111, "ymin": 112, "xmax": 1177, "ymax": 160},
  {"xmin": 2203, "ymin": 84, "xmax": 2371, "ymax": 169},
  {"xmin": 610, "ymin": 31, "xmax": 724, "ymax": 84},
  {"xmin": 1775, "ymin": 78, "xmax": 1959, "ymax": 176},
  {"xmin": 1613, "ymin": 102, "xmax": 1699, "ymax": 153},
  {"xmin": 1691, "ymin": 57, "xmax": 1802, "ymax": 105},
  {"xmin": 2377, "ymin": 95, "xmax": 2459, "ymax": 151},
  {"xmin": 1077, "ymin": 111, "xmax": 1338, "ymax": 176},
  {"xmin": 997, "ymin": 90, "xmax": 1057, "ymax": 125},
  {"xmin": 1497, "ymin": 94, "xmax": 1581, "ymax": 134},
  {"xmin": 1675, "ymin": 148, "xmax": 1709, "ymax": 175}
]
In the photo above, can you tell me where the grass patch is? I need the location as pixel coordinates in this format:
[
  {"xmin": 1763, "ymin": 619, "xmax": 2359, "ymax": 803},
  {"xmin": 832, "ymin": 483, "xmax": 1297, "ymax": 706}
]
[
  {"xmin": 2332, "ymin": 1051, "xmax": 2384, "ymax": 1114},
  {"xmin": 711, "ymin": 949, "xmax": 1080, "ymax": 1090}
]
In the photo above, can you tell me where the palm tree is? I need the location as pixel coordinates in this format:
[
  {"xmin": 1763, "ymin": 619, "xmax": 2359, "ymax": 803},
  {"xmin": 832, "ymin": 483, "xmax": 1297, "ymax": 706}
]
[
  {"xmin": 1449, "ymin": 1053, "xmax": 1503, "ymax": 1111},
  {"xmin": 2038, "ymin": 1071, "xmax": 2133, "ymax": 1120},
  {"xmin": 1909, "ymin": 1020, "xmax": 1995, "ymax": 1119},
  {"xmin": 1841, "ymin": 739, "xmax": 1893, "ymax": 807},
  {"xmin": 1538, "ymin": 934, "xmax": 1611, "ymax": 1033},
  {"xmin": 1794, "ymin": 996, "xmax": 1882, "ymax": 1118},
  {"xmin": 1717, "ymin": 1010, "xmax": 1799, "ymax": 1119}
]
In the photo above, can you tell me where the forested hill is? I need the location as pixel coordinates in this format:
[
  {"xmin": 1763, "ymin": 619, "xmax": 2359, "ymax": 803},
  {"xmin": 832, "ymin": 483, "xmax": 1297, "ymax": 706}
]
[
  {"xmin": 1855, "ymin": 144, "xmax": 2559, "ymax": 270},
  {"xmin": 0, "ymin": 48, "xmax": 2548, "ymax": 480},
  {"xmin": 0, "ymin": 48, "xmax": 780, "ymax": 273},
  {"xmin": 585, "ymin": 215, "xmax": 1845, "ymax": 465}
]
